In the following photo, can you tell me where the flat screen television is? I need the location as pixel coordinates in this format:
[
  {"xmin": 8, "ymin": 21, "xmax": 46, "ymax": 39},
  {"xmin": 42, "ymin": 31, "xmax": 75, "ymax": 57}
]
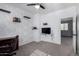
[{"xmin": 42, "ymin": 28, "xmax": 51, "ymax": 34}]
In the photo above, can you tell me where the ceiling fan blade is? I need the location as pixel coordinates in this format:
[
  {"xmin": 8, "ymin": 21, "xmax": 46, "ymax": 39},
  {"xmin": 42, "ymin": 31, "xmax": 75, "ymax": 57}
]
[
  {"xmin": 0, "ymin": 9, "xmax": 11, "ymax": 13},
  {"xmin": 27, "ymin": 4, "xmax": 37, "ymax": 6},
  {"xmin": 40, "ymin": 4, "xmax": 45, "ymax": 9}
]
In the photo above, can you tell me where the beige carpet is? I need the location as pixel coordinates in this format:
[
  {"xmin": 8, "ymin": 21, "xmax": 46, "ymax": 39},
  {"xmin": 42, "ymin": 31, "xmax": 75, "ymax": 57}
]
[
  {"xmin": 30, "ymin": 49, "xmax": 50, "ymax": 56},
  {"xmin": 16, "ymin": 37, "xmax": 75, "ymax": 56}
]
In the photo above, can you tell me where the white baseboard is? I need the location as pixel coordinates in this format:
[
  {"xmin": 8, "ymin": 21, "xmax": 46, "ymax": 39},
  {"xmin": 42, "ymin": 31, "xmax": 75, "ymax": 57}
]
[{"xmin": 19, "ymin": 40, "xmax": 34, "ymax": 46}]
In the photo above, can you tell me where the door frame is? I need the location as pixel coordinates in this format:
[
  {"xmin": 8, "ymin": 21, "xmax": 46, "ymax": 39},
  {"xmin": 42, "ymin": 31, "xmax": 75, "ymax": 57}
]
[
  {"xmin": 76, "ymin": 16, "xmax": 78, "ymax": 54},
  {"xmin": 61, "ymin": 16, "xmax": 77, "ymax": 55}
]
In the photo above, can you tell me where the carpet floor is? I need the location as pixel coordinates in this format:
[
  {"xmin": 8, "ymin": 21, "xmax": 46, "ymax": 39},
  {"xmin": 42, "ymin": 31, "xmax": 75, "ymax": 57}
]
[{"xmin": 16, "ymin": 37, "xmax": 75, "ymax": 56}]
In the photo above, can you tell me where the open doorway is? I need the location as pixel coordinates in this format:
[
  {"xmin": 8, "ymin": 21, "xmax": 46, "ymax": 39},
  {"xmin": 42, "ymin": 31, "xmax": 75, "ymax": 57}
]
[{"xmin": 61, "ymin": 17, "xmax": 75, "ymax": 55}]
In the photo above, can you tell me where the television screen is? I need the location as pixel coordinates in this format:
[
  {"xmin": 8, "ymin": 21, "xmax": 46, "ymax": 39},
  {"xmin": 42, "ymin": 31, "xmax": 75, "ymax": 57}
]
[{"xmin": 42, "ymin": 28, "xmax": 51, "ymax": 34}]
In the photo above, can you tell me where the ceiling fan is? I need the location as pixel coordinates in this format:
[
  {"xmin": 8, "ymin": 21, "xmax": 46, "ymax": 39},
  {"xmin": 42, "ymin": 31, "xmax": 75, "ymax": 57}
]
[{"xmin": 27, "ymin": 3, "xmax": 45, "ymax": 9}]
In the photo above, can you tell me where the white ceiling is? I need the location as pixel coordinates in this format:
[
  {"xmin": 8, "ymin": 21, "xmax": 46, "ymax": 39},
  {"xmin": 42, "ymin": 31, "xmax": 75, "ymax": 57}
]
[{"xmin": 3, "ymin": 3, "xmax": 79, "ymax": 15}]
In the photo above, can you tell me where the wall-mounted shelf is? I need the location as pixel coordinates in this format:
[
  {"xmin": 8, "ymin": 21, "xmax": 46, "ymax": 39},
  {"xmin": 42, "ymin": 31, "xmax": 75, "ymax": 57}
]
[
  {"xmin": 32, "ymin": 27, "xmax": 37, "ymax": 30},
  {"xmin": 23, "ymin": 16, "xmax": 31, "ymax": 19}
]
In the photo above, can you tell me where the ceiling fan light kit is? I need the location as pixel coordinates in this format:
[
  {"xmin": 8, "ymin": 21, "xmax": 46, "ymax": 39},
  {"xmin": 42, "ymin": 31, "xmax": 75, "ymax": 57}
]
[
  {"xmin": 34, "ymin": 5, "xmax": 40, "ymax": 9},
  {"xmin": 27, "ymin": 3, "xmax": 45, "ymax": 9}
]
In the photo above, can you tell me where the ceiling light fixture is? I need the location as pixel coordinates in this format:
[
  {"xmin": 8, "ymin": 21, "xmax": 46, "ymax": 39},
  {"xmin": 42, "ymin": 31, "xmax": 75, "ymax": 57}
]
[{"xmin": 34, "ymin": 5, "xmax": 40, "ymax": 9}]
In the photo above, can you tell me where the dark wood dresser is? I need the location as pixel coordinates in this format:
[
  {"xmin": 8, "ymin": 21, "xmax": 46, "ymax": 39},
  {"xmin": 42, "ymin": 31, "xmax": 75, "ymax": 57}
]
[{"xmin": 0, "ymin": 35, "xmax": 19, "ymax": 56}]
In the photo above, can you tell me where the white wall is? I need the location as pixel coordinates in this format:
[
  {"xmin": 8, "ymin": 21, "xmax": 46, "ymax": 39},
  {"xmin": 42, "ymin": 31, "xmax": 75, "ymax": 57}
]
[
  {"xmin": 39, "ymin": 12, "xmax": 61, "ymax": 44},
  {"xmin": 75, "ymin": 4, "xmax": 79, "ymax": 54},
  {"xmin": 0, "ymin": 4, "xmax": 77, "ymax": 49},
  {"xmin": 33, "ymin": 7, "xmax": 76, "ymax": 45},
  {"xmin": 0, "ymin": 4, "xmax": 33, "ymax": 46},
  {"xmin": 57, "ymin": 7, "xmax": 76, "ymax": 52},
  {"xmin": 32, "ymin": 14, "xmax": 41, "ymax": 42},
  {"xmin": 33, "ymin": 10, "xmax": 61, "ymax": 44}
]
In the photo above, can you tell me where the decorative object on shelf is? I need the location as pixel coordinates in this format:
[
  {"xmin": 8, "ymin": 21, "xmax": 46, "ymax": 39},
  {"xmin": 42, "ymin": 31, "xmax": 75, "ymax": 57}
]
[
  {"xmin": 32, "ymin": 27, "xmax": 37, "ymax": 30},
  {"xmin": 13, "ymin": 17, "xmax": 21, "ymax": 23},
  {"xmin": 43, "ymin": 23, "xmax": 48, "ymax": 25},
  {"xmin": 0, "ymin": 9, "xmax": 11, "ymax": 13},
  {"xmin": 23, "ymin": 16, "xmax": 31, "ymax": 19}
]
